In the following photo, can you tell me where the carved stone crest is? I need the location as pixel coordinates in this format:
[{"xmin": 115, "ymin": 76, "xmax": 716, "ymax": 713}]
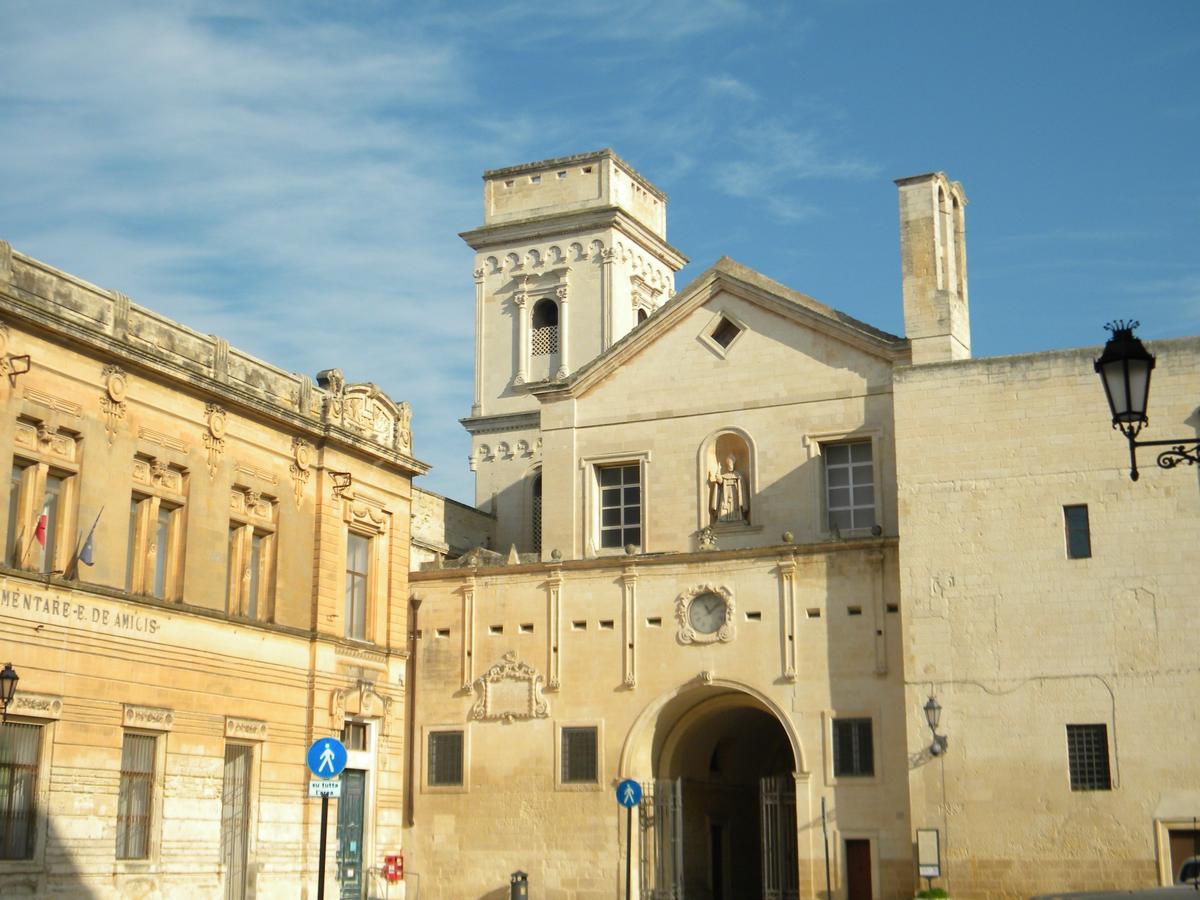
[
  {"xmin": 203, "ymin": 404, "xmax": 227, "ymax": 478},
  {"xmin": 124, "ymin": 704, "xmax": 173, "ymax": 731},
  {"xmin": 100, "ymin": 364, "xmax": 128, "ymax": 445},
  {"xmin": 11, "ymin": 692, "xmax": 63, "ymax": 719},
  {"xmin": 289, "ymin": 437, "xmax": 313, "ymax": 506},
  {"xmin": 469, "ymin": 651, "xmax": 549, "ymax": 722}
]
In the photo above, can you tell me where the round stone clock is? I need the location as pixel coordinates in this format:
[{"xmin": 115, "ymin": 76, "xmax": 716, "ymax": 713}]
[{"xmin": 676, "ymin": 585, "xmax": 735, "ymax": 644}]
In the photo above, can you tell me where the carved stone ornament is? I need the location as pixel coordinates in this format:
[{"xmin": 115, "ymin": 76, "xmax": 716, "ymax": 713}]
[
  {"xmin": 10, "ymin": 692, "xmax": 63, "ymax": 720},
  {"xmin": 203, "ymin": 404, "xmax": 227, "ymax": 478},
  {"xmin": 289, "ymin": 437, "xmax": 313, "ymax": 506},
  {"xmin": 469, "ymin": 651, "xmax": 549, "ymax": 722},
  {"xmin": 100, "ymin": 364, "xmax": 128, "ymax": 445},
  {"xmin": 225, "ymin": 716, "xmax": 268, "ymax": 741},
  {"xmin": 675, "ymin": 584, "xmax": 736, "ymax": 645},
  {"xmin": 398, "ymin": 400, "xmax": 412, "ymax": 453},
  {"xmin": 124, "ymin": 704, "xmax": 174, "ymax": 731}
]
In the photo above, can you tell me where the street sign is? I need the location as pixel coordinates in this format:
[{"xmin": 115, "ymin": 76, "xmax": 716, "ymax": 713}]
[
  {"xmin": 307, "ymin": 737, "xmax": 348, "ymax": 779},
  {"xmin": 615, "ymin": 778, "xmax": 642, "ymax": 808},
  {"xmin": 309, "ymin": 779, "xmax": 342, "ymax": 798}
]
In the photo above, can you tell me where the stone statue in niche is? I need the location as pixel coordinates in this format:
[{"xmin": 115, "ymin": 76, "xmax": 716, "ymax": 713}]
[{"xmin": 708, "ymin": 455, "xmax": 749, "ymax": 525}]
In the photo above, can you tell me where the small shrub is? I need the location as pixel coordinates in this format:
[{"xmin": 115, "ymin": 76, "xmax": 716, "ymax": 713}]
[{"xmin": 916, "ymin": 889, "xmax": 949, "ymax": 900}]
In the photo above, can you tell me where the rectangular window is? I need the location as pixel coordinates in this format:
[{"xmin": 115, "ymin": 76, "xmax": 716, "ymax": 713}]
[
  {"xmin": 428, "ymin": 731, "xmax": 464, "ymax": 787},
  {"xmin": 116, "ymin": 733, "xmax": 156, "ymax": 859},
  {"xmin": 832, "ymin": 718, "xmax": 874, "ymax": 777},
  {"xmin": 127, "ymin": 488, "xmax": 185, "ymax": 600},
  {"xmin": 598, "ymin": 464, "xmax": 641, "ymax": 550},
  {"xmin": 1064, "ymin": 505, "xmax": 1091, "ymax": 559},
  {"xmin": 0, "ymin": 722, "xmax": 42, "ymax": 860},
  {"xmin": 561, "ymin": 727, "xmax": 599, "ymax": 784},
  {"xmin": 345, "ymin": 532, "xmax": 370, "ymax": 640},
  {"xmin": 6, "ymin": 463, "xmax": 27, "ymax": 567},
  {"xmin": 227, "ymin": 512, "xmax": 276, "ymax": 621},
  {"xmin": 220, "ymin": 743, "xmax": 254, "ymax": 899},
  {"xmin": 1066, "ymin": 724, "xmax": 1111, "ymax": 791},
  {"xmin": 825, "ymin": 442, "xmax": 875, "ymax": 532},
  {"xmin": 6, "ymin": 461, "xmax": 72, "ymax": 572}
]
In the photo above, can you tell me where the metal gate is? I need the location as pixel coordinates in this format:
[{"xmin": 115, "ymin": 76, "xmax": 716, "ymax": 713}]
[
  {"xmin": 639, "ymin": 779, "xmax": 683, "ymax": 900},
  {"xmin": 220, "ymin": 744, "xmax": 254, "ymax": 900},
  {"xmin": 337, "ymin": 769, "xmax": 366, "ymax": 899},
  {"xmin": 760, "ymin": 775, "xmax": 799, "ymax": 900}
]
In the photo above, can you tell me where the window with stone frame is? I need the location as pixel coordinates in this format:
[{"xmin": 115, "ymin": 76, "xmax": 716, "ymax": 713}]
[
  {"xmin": 560, "ymin": 726, "xmax": 599, "ymax": 784},
  {"xmin": 823, "ymin": 441, "xmax": 875, "ymax": 532},
  {"xmin": 115, "ymin": 732, "xmax": 156, "ymax": 860},
  {"xmin": 6, "ymin": 418, "xmax": 81, "ymax": 574},
  {"xmin": 428, "ymin": 730, "xmax": 464, "ymax": 786},
  {"xmin": 226, "ymin": 488, "xmax": 277, "ymax": 621},
  {"xmin": 1066, "ymin": 724, "xmax": 1111, "ymax": 791},
  {"xmin": 126, "ymin": 456, "xmax": 188, "ymax": 600},
  {"xmin": 597, "ymin": 463, "xmax": 641, "ymax": 550},
  {"xmin": 531, "ymin": 299, "xmax": 560, "ymax": 356},
  {"xmin": 832, "ymin": 718, "xmax": 874, "ymax": 777},
  {"xmin": 345, "ymin": 531, "xmax": 370, "ymax": 641},
  {"xmin": 531, "ymin": 471, "xmax": 542, "ymax": 557},
  {"xmin": 0, "ymin": 721, "xmax": 42, "ymax": 860}
]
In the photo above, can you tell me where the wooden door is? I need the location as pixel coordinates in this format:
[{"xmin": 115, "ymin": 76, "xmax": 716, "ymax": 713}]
[{"xmin": 845, "ymin": 839, "xmax": 872, "ymax": 900}]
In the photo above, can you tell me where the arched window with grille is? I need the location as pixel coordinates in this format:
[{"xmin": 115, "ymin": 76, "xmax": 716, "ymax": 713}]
[
  {"xmin": 531, "ymin": 471, "xmax": 543, "ymax": 556},
  {"xmin": 531, "ymin": 300, "xmax": 559, "ymax": 356}
]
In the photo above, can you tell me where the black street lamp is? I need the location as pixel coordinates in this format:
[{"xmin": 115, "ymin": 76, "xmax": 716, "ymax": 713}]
[
  {"xmin": 1095, "ymin": 321, "xmax": 1200, "ymax": 481},
  {"xmin": 0, "ymin": 663, "xmax": 19, "ymax": 723},
  {"xmin": 924, "ymin": 695, "xmax": 948, "ymax": 756}
]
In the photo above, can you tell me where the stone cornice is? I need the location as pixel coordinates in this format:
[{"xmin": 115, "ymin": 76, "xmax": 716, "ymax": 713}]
[
  {"xmin": 412, "ymin": 536, "xmax": 898, "ymax": 582},
  {"xmin": 483, "ymin": 148, "xmax": 668, "ymax": 202},
  {"xmin": 459, "ymin": 410, "xmax": 541, "ymax": 436},
  {"xmin": 2, "ymin": 245, "xmax": 429, "ymax": 476},
  {"xmin": 459, "ymin": 207, "xmax": 688, "ymax": 270}
]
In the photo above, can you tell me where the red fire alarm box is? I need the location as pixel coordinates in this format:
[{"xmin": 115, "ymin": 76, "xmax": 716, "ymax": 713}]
[{"xmin": 383, "ymin": 853, "xmax": 404, "ymax": 882}]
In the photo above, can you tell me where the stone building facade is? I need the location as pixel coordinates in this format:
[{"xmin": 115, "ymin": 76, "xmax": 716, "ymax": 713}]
[{"xmin": 0, "ymin": 241, "xmax": 425, "ymax": 898}]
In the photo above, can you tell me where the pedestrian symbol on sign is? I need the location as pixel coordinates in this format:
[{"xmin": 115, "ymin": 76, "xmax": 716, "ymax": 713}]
[
  {"xmin": 318, "ymin": 743, "xmax": 336, "ymax": 774},
  {"xmin": 306, "ymin": 737, "xmax": 348, "ymax": 780},
  {"xmin": 615, "ymin": 778, "xmax": 642, "ymax": 808}
]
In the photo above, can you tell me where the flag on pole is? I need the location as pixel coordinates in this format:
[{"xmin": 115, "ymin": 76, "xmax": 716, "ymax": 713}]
[
  {"xmin": 33, "ymin": 503, "xmax": 49, "ymax": 547},
  {"xmin": 79, "ymin": 521, "xmax": 98, "ymax": 566}
]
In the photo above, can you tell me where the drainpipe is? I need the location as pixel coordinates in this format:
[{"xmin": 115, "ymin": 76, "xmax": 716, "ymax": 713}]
[{"xmin": 404, "ymin": 594, "xmax": 422, "ymax": 827}]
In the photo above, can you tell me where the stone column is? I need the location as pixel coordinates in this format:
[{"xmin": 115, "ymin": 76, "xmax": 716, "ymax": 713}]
[
  {"xmin": 460, "ymin": 576, "xmax": 476, "ymax": 691},
  {"xmin": 600, "ymin": 247, "xmax": 617, "ymax": 351},
  {"xmin": 472, "ymin": 267, "xmax": 485, "ymax": 415},
  {"xmin": 777, "ymin": 554, "xmax": 798, "ymax": 681},
  {"xmin": 621, "ymin": 565, "xmax": 638, "ymax": 687},
  {"xmin": 513, "ymin": 288, "xmax": 529, "ymax": 386},
  {"xmin": 555, "ymin": 283, "xmax": 570, "ymax": 379}
]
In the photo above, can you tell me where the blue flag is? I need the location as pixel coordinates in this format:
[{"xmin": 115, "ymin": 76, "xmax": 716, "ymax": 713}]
[{"xmin": 78, "ymin": 511, "xmax": 102, "ymax": 567}]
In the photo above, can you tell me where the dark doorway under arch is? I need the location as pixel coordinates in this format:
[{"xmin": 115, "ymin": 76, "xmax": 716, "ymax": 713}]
[{"xmin": 645, "ymin": 695, "xmax": 798, "ymax": 899}]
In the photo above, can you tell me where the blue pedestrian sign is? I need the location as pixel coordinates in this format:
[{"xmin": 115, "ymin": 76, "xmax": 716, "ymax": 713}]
[
  {"xmin": 615, "ymin": 779, "xmax": 642, "ymax": 808},
  {"xmin": 307, "ymin": 737, "xmax": 348, "ymax": 779}
]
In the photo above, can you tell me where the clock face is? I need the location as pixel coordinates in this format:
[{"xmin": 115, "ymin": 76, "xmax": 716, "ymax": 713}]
[{"xmin": 688, "ymin": 592, "xmax": 726, "ymax": 634}]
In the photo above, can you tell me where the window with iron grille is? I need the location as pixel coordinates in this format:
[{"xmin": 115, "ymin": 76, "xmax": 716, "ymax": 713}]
[
  {"xmin": 561, "ymin": 727, "xmax": 598, "ymax": 784},
  {"xmin": 598, "ymin": 464, "xmax": 641, "ymax": 550},
  {"xmin": 1064, "ymin": 505, "xmax": 1091, "ymax": 559},
  {"xmin": 220, "ymin": 743, "xmax": 254, "ymax": 900},
  {"xmin": 0, "ymin": 722, "xmax": 41, "ymax": 860},
  {"xmin": 1066, "ymin": 724, "xmax": 1111, "ymax": 791},
  {"xmin": 531, "ymin": 473, "xmax": 542, "ymax": 557},
  {"xmin": 824, "ymin": 442, "xmax": 875, "ymax": 532},
  {"xmin": 428, "ymin": 731, "xmax": 464, "ymax": 786},
  {"xmin": 531, "ymin": 299, "xmax": 559, "ymax": 356},
  {"xmin": 832, "ymin": 718, "xmax": 874, "ymax": 777},
  {"xmin": 116, "ymin": 733, "xmax": 156, "ymax": 859}
]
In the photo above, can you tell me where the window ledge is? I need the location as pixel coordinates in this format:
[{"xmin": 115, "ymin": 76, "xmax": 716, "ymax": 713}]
[{"xmin": 556, "ymin": 781, "xmax": 603, "ymax": 792}]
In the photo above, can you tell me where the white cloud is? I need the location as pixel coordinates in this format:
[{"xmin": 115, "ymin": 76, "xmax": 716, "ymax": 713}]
[{"xmin": 703, "ymin": 75, "xmax": 758, "ymax": 102}]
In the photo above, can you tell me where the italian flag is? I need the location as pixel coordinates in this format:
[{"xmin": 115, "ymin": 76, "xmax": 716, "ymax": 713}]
[{"xmin": 33, "ymin": 503, "xmax": 49, "ymax": 547}]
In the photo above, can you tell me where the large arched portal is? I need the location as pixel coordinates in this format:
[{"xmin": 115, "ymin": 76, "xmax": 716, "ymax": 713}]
[{"xmin": 637, "ymin": 687, "xmax": 800, "ymax": 900}]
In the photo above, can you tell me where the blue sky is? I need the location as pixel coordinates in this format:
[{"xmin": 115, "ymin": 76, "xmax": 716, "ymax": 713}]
[{"xmin": 3, "ymin": 1, "xmax": 1198, "ymax": 502}]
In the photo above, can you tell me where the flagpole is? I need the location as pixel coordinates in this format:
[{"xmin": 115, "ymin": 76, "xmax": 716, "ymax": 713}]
[{"xmin": 68, "ymin": 507, "xmax": 104, "ymax": 579}]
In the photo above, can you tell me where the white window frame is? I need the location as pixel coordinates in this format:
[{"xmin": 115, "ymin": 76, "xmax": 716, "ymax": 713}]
[
  {"xmin": 555, "ymin": 721, "xmax": 604, "ymax": 791},
  {"xmin": 579, "ymin": 450, "xmax": 651, "ymax": 557},
  {"xmin": 804, "ymin": 429, "xmax": 883, "ymax": 538}
]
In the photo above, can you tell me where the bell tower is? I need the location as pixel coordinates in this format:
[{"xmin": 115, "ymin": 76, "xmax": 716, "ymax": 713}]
[
  {"xmin": 458, "ymin": 150, "xmax": 688, "ymax": 552},
  {"xmin": 896, "ymin": 172, "xmax": 971, "ymax": 364}
]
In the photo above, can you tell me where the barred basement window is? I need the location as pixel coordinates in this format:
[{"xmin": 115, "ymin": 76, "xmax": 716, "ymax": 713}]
[
  {"xmin": 116, "ymin": 733, "xmax": 156, "ymax": 859},
  {"xmin": 531, "ymin": 299, "xmax": 559, "ymax": 356},
  {"xmin": 1066, "ymin": 724, "xmax": 1111, "ymax": 791},
  {"xmin": 429, "ymin": 731, "xmax": 464, "ymax": 786},
  {"xmin": 561, "ymin": 727, "xmax": 598, "ymax": 784},
  {"xmin": 0, "ymin": 722, "xmax": 41, "ymax": 860},
  {"xmin": 833, "ymin": 718, "xmax": 874, "ymax": 777}
]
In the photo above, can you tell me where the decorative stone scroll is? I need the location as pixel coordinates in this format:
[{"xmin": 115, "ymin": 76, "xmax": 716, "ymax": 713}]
[
  {"xmin": 225, "ymin": 716, "xmax": 268, "ymax": 741},
  {"xmin": 124, "ymin": 704, "xmax": 173, "ymax": 731},
  {"xmin": 469, "ymin": 651, "xmax": 549, "ymax": 723},
  {"xmin": 203, "ymin": 404, "xmax": 227, "ymax": 478},
  {"xmin": 289, "ymin": 437, "xmax": 313, "ymax": 506},
  {"xmin": 100, "ymin": 364, "xmax": 128, "ymax": 445},
  {"xmin": 10, "ymin": 692, "xmax": 63, "ymax": 720}
]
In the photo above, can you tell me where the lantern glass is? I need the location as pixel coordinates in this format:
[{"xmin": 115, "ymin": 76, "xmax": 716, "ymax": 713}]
[
  {"xmin": 0, "ymin": 663, "xmax": 18, "ymax": 706},
  {"xmin": 923, "ymin": 696, "xmax": 941, "ymax": 731},
  {"xmin": 1095, "ymin": 324, "xmax": 1155, "ymax": 433}
]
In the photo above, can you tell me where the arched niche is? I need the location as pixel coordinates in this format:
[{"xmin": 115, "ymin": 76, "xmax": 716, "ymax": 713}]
[{"xmin": 697, "ymin": 428, "xmax": 756, "ymax": 530}]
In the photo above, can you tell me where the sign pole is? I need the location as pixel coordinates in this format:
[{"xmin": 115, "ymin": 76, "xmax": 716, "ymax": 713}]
[
  {"xmin": 625, "ymin": 804, "xmax": 632, "ymax": 899},
  {"xmin": 318, "ymin": 793, "xmax": 329, "ymax": 900}
]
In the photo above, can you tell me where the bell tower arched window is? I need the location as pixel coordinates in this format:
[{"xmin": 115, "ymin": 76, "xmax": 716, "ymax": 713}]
[
  {"xmin": 532, "ymin": 300, "xmax": 559, "ymax": 356},
  {"xmin": 531, "ymin": 471, "xmax": 543, "ymax": 556}
]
